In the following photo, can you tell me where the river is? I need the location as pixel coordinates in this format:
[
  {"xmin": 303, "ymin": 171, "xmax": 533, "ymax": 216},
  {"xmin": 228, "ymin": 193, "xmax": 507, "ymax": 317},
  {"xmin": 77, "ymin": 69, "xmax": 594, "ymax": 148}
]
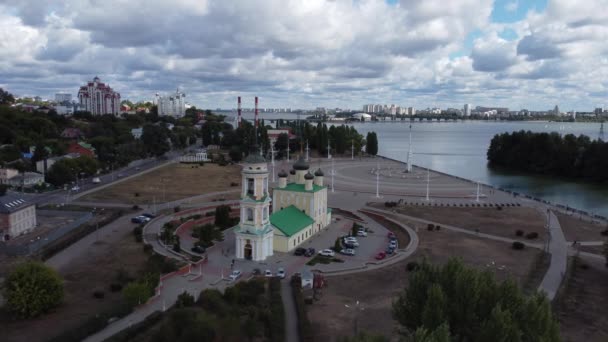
[{"xmin": 349, "ymin": 120, "xmax": 607, "ymax": 218}]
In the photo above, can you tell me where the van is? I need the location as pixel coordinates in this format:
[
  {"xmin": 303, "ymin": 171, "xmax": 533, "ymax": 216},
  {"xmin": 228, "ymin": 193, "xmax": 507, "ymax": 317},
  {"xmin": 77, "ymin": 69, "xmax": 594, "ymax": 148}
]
[{"xmin": 92, "ymin": 177, "xmax": 101, "ymax": 184}]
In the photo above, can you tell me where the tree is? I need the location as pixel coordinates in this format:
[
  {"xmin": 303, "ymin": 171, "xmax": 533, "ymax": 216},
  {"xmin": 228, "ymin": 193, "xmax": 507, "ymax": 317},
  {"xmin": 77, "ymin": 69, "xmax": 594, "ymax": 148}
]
[
  {"xmin": 405, "ymin": 324, "xmax": 450, "ymax": 342},
  {"xmin": 229, "ymin": 146, "xmax": 242, "ymax": 162},
  {"xmin": 333, "ymin": 237, "xmax": 342, "ymax": 252},
  {"xmin": 4, "ymin": 261, "xmax": 64, "ymax": 318},
  {"xmin": 215, "ymin": 205, "xmax": 232, "ymax": 229},
  {"xmin": 338, "ymin": 332, "xmax": 389, "ymax": 342},
  {"xmin": 392, "ymin": 258, "xmax": 560, "ymax": 341},
  {"xmin": 45, "ymin": 159, "xmax": 76, "ymax": 186},
  {"xmin": 366, "ymin": 132, "xmax": 378, "ymax": 156},
  {"xmin": 141, "ymin": 124, "xmax": 170, "ymax": 157},
  {"xmin": 123, "ymin": 281, "xmax": 152, "ymax": 308},
  {"xmin": 0, "ymin": 88, "xmax": 15, "ymax": 105},
  {"xmin": 0, "ymin": 184, "xmax": 8, "ymax": 195},
  {"xmin": 175, "ymin": 291, "xmax": 195, "ymax": 308}
]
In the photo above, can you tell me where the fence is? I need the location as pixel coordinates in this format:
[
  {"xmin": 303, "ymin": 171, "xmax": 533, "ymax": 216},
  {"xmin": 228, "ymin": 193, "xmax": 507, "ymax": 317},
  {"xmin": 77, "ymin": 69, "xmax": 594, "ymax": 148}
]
[{"xmin": 0, "ymin": 210, "xmax": 93, "ymax": 256}]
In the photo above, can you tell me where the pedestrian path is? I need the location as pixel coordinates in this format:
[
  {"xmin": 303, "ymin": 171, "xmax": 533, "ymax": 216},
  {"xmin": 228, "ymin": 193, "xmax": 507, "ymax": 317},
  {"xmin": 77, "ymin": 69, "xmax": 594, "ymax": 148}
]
[
  {"xmin": 281, "ymin": 280, "xmax": 299, "ymax": 342},
  {"xmin": 538, "ymin": 211, "xmax": 568, "ymax": 300}
]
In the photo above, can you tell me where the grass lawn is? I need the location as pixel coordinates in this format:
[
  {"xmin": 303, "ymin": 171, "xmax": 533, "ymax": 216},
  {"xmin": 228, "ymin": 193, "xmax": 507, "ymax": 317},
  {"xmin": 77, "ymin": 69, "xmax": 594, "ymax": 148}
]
[
  {"xmin": 81, "ymin": 163, "xmax": 241, "ymax": 204},
  {"xmin": 555, "ymin": 212, "xmax": 607, "ymax": 242}
]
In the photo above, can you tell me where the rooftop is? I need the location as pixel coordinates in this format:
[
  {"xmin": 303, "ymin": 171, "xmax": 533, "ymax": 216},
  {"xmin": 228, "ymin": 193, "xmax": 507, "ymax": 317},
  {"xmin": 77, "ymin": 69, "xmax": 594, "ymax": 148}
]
[
  {"xmin": 274, "ymin": 182, "xmax": 326, "ymax": 193},
  {"xmin": 270, "ymin": 205, "xmax": 314, "ymax": 237},
  {"xmin": 0, "ymin": 195, "xmax": 34, "ymax": 214}
]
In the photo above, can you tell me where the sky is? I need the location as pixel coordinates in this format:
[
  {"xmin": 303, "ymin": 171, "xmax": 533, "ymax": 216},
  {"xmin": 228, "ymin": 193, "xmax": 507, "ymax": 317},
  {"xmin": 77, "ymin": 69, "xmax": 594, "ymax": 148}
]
[{"xmin": 0, "ymin": 0, "xmax": 607, "ymax": 111}]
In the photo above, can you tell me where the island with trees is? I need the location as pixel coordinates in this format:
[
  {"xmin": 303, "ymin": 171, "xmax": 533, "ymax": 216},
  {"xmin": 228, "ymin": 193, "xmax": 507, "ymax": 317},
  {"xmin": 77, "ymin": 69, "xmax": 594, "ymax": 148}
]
[{"xmin": 487, "ymin": 130, "xmax": 608, "ymax": 182}]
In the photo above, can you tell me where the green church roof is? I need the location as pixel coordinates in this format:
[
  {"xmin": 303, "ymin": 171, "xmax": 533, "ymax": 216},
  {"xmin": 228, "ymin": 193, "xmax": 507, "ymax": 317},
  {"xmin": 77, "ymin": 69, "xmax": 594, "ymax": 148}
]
[
  {"xmin": 274, "ymin": 183, "xmax": 325, "ymax": 193},
  {"xmin": 270, "ymin": 205, "xmax": 314, "ymax": 237}
]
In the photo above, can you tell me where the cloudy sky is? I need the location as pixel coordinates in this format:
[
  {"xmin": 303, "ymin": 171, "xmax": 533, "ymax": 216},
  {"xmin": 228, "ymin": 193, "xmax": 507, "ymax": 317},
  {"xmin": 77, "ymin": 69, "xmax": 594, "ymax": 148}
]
[{"xmin": 1, "ymin": 0, "xmax": 607, "ymax": 110}]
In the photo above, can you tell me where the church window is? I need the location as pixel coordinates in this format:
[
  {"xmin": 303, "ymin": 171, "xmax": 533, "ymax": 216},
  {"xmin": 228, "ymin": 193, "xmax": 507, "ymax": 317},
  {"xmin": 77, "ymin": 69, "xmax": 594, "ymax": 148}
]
[
  {"xmin": 247, "ymin": 208, "xmax": 253, "ymax": 221},
  {"xmin": 247, "ymin": 178, "xmax": 254, "ymax": 195}
]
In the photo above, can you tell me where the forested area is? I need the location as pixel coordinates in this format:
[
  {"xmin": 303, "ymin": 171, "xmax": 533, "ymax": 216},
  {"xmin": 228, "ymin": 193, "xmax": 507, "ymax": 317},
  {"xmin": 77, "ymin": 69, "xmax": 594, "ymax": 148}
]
[{"xmin": 487, "ymin": 130, "xmax": 608, "ymax": 182}]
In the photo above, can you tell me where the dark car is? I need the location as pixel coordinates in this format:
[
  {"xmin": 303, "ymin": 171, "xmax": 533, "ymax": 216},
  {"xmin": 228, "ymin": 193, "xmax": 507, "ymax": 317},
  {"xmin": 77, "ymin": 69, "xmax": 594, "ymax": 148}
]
[
  {"xmin": 191, "ymin": 246, "xmax": 206, "ymax": 254},
  {"xmin": 131, "ymin": 217, "xmax": 143, "ymax": 224},
  {"xmin": 304, "ymin": 247, "xmax": 316, "ymax": 257},
  {"xmin": 294, "ymin": 247, "xmax": 307, "ymax": 256},
  {"xmin": 343, "ymin": 242, "xmax": 356, "ymax": 249},
  {"xmin": 386, "ymin": 247, "xmax": 395, "ymax": 255},
  {"xmin": 142, "ymin": 213, "xmax": 156, "ymax": 219}
]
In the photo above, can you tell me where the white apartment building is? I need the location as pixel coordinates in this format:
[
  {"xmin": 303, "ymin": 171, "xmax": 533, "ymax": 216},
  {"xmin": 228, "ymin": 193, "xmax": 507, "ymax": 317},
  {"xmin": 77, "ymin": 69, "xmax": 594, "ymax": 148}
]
[
  {"xmin": 77, "ymin": 76, "xmax": 121, "ymax": 115},
  {"xmin": 1, "ymin": 195, "xmax": 37, "ymax": 239},
  {"xmin": 464, "ymin": 104, "xmax": 471, "ymax": 116},
  {"xmin": 55, "ymin": 93, "xmax": 72, "ymax": 103},
  {"xmin": 156, "ymin": 89, "xmax": 186, "ymax": 117}
]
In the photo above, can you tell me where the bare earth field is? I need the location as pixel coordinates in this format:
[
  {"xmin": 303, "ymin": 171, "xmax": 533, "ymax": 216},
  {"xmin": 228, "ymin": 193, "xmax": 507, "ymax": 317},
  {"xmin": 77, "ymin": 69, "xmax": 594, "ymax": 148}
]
[
  {"xmin": 81, "ymin": 163, "xmax": 241, "ymax": 204},
  {"xmin": 555, "ymin": 212, "xmax": 607, "ymax": 242},
  {"xmin": 308, "ymin": 225, "xmax": 545, "ymax": 341},
  {"xmin": 0, "ymin": 231, "xmax": 148, "ymax": 342},
  {"xmin": 559, "ymin": 257, "xmax": 608, "ymax": 342},
  {"xmin": 383, "ymin": 204, "xmax": 547, "ymax": 241}
]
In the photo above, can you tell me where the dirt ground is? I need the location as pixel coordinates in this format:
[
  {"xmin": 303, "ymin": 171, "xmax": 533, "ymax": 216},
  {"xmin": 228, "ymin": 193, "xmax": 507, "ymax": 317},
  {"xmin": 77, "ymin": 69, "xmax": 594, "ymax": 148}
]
[
  {"xmin": 555, "ymin": 212, "xmax": 607, "ymax": 242},
  {"xmin": 308, "ymin": 224, "xmax": 545, "ymax": 341},
  {"xmin": 0, "ymin": 231, "xmax": 148, "ymax": 342},
  {"xmin": 81, "ymin": 163, "xmax": 241, "ymax": 204},
  {"xmin": 377, "ymin": 204, "xmax": 547, "ymax": 242},
  {"xmin": 559, "ymin": 257, "xmax": 608, "ymax": 342}
]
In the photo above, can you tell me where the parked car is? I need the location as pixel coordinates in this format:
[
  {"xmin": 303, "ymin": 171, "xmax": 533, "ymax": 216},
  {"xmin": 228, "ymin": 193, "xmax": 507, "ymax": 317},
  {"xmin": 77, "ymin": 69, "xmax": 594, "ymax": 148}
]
[
  {"xmin": 264, "ymin": 269, "xmax": 273, "ymax": 277},
  {"xmin": 142, "ymin": 213, "xmax": 156, "ymax": 219},
  {"xmin": 386, "ymin": 247, "xmax": 395, "ymax": 255},
  {"xmin": 131, "ymin": 216, "xmax": 144, "ymax": 224},
  {"xmin": 388, "ymin": 232, "xmax": 395, "ymax": 239},
  {"xmin": 319, "ymin": 249, "xmax": 335, "ymax": 257},
  {"xmin": 375, "ymin": 251, "xmax": 386, "ymax": 260},
  {"xmin": 229, "ymin": 270, "xmax": 242, "ymax": 281},
  {"xmin": 117, "ymin": 173, "xmax": 124, "ymax": 178},
  {"xmin": 389, "ymin": 236, "xmax": 397, "ymax": 242},
  {"xmin": 343, "ymin": 238, "xmax": 359, "ymax": 247},
  {"xmin": 340, "ymin": 248, "xmax": 356, "ymax": 256},
  {"xmin": 357, "ymin": 230, "xmax": 368, "ymax": 237},
  {"xmin": 294, "ymin": 247, "xmax": 307, "ymax": 256},
  {"xmin": 304, "ymin": 247, "xmax": 316, "ymax": 257},
  {"xmin": 343, "ymin": 242, "xmax": 356, "ymax": 249},
  {"xmin": 277, "ymin": 267, "xmax": 286, "ymax": 279},
  {"xmin": 71, "ymin": 185, "xmax": 80, "ymax": 192},
  {"xmin": 389, "ymin": 240, "xmax": 398, "ymax": 249},
  {"xmin": 92, "ymin": 177, "xmax": 101, "ymax": 184},
  {"xmin": 191, "ymin": 246, "xmax": 206, "ymax": 254},
  {"xmin": 252, "ymin": 268, "xmax": 261, "ymax": 276}
]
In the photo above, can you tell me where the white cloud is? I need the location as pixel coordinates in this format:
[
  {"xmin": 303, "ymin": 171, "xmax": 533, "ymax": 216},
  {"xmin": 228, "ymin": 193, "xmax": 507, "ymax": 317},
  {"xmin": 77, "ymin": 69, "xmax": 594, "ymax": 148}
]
[{"xmin": 0, "ymin": 0, "xmax": 606, "ymax": 111}]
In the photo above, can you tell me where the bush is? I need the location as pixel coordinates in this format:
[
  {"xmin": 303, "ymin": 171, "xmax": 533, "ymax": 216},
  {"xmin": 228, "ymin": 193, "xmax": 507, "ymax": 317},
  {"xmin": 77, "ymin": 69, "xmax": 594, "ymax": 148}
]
[
  {"xmin": 496, "ymin": 206, "xmax": 502, "ymax": 210},
  {"xmin": 174, "ymin": 206, "xmax": 181, "ymax": 213},
  {"xmin": 526, "ymin": 232, "xmax": 539, "ymax": 239},
  {"xmin": 93, "ymin": 290, "xmax": 105, "ymax": 299},
  {"xmin": 132, "ymin": 205, "xmax": 140, "ymax": 211},
  {"xmin": 512, "ymin": 241, "xmax": 525, "ymax": 250},
  {"xmin": 515, "ymin": 230, "xmax": 524, "ymax": 237},
  {"xmin": 406, "ymin": 261, "xmax": 419, "ymax": 272},
  {"xmin": 435, "ymin": 225, "xmax": 441, "ymax": 231},
  {"xmin": 427, "ymin": 224, "xmax": 435, "ymax": 231},
  {"xmin": 133, "ymin": 226, "xmax": 143, "ymax": 242},
  {"xmin": 143, "ymin": 244, "xmax": 153, "ymax": 253},
  {"xmin": 110, "ymin": 283, "xmax": 123, "ymax": 292},
  {"xmin": 205, "ymin": 211, "xmax": 215, "ymax": 217},
  {"xmin": 175, "ymin": 291, "xmax": 195, "ymax": 308},
  {"xmin": 4, "ymin": 261, "xmax": 64, "ymax": 318}
]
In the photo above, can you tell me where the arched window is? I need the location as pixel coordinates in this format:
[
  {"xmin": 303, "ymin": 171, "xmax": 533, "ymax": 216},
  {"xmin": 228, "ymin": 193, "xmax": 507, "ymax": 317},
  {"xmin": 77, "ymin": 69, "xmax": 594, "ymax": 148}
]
[
  {"xmin": 247, "ymin": 178, "xmax": 254, "ymax": 196},
  {"xmin": 247, "ymin": 208, "xmax": 254, "ymax": 221}
]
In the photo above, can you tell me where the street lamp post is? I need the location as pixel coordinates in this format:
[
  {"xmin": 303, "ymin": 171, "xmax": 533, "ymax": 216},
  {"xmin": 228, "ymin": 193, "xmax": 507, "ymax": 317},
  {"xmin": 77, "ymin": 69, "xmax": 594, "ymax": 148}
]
[
  {"xmin": 331, "ymin": 158, "xmax": 335, "ymax": 193},
  {"xmin": 476, "ymin": 182, "xmax": 480, "ymax": 202},
  {"xmin": 345, "ymin": 301, "xmax": 364, "ymax": 335},
  {"xmin": 375, "ymin": 160, "xmax": 380, "ymax": 198},
  {"xmin": 425, "ymin": 169, "xmax": 430, "ymax": 201}
]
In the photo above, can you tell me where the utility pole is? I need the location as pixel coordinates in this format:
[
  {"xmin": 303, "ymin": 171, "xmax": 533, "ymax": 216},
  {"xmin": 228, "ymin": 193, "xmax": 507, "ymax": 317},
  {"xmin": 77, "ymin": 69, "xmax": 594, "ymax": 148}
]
[
  {"xmin": 351, "ymin": 139, "xmax": 354, "ymax": 160},
  {"xmin": 287, "ymin": 146, "xmax": 290, "ymax": 162},
  {"xmin": 327, "ymin": 139, "xmax": 331, "ymax": 160},
  {"xmin": 375, "ymin": 160, "xmax": 380, "ymax": 198},
  {"xmin": 425, "ymin": 168, "xmax": 430, "ymax": 201},
  {"xmin": 476, "ymin": 182, "xmax": 480, "ymax": 202},
  {"xmin": 305, "ymin": 140, "xmax": 310, "ymax": 162},
  {"xmin": 331, "ymin": 158, "xmax": 335, "ymax": 193},
  {"xmin": 270, "ymin": 143, "xmax": 276, "ymax": 182},
  {"xmin": 406, "ymin": 124, "xmax": 413, "ymax": 172}
]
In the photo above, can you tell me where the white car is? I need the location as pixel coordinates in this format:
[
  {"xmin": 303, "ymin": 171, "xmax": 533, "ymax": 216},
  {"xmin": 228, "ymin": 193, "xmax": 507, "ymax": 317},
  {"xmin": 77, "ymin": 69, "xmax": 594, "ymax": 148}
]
[
  {"xmin": 340, "ymin": 248, "xmax": 356, "ymax": 256},
  {"xmin": 276, "ymin": 267, "xmax": 286, "ymax": 279},
  {"xmin": 319, "ymin": 249, "xmax": 335, "ymax": 257},
  {"xmin": 264, "ymin": 269, "xmax": 273, "ymax": 277},
  {"xmin": 71, "ymin": 185, "xmax": 80, "ymax": 192},
  {"xmin": 344, "ymin": 237, "xmax": 359, "ymax": 247},
  {"xmin": 228, "ymin": 270, "xmax": 242, "ymax": 281},
  {"xmin": 357, "ymin": 230, "xmax": 368, "ymax": 237},
  {"xmin": 389, "ymin": 240, "xmax": 398, "ymax": 248}
]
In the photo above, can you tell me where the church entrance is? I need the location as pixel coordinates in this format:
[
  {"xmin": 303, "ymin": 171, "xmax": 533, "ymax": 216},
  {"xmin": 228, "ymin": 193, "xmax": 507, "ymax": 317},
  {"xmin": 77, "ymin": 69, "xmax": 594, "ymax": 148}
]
[{"xmin": 244, "ymin": 240, "xmax": 252, "ymax": 260}]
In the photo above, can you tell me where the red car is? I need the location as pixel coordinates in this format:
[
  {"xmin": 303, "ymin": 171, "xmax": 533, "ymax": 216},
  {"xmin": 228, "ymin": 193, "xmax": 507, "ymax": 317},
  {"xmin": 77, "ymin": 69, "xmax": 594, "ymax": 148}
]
[{"xmin": 375, "ymin": 251, "xmax": 386, "ymax": 260}]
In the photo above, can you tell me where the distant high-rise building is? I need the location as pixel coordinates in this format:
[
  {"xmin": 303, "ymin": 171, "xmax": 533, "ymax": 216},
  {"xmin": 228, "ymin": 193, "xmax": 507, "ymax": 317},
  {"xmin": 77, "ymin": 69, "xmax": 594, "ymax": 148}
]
[
  {"xmin": 409, "ymin": 107, "xmax": 415, "ymax": 115},
  {"xmin": 464, "ymin": 103, "xmax": 471, "ymax": 116},
  {"xmin": 554, "ymin": 105, "xmax": 560, "ymax": 116},
  {"xmin": 55, "ymin": 93, "xmax": 72, "ymax": 104},
  {"xmin": 156, "ymin": 89, "xmax": 186, "ymax": 117},
  {"xmin": 77, "ymin": 76, "xmax": 121, "ymax": 115}
]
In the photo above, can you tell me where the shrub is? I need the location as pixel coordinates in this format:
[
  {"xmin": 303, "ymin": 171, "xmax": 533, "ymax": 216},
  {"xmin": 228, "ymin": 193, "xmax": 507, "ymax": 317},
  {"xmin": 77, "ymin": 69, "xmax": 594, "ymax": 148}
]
[
  {"xmin": 174, "ymin": 206, "xmax": 181, "ymax": 213},
  {"xmin": 110, "ymin": 283, "xmax": 123, "ymax": 292},
  {"xmin": 143, "ymin": 244, "xmax": 153, "ymax": 253},
  {"xmin": 515, "ymin": 230, "xmax": 524, "ymax": 237},
  {"xmin": 406, "ymin": 261, "xmax": 419, "ymax": 272},
  {"xmin": 512, "ymin": 241, "xmax": 525, "ymax": 250},
  {"xmin": 175, "ymin": 291, "xmax": 195, "ymax": 308},
  {"xmin": 4, "ymin": 261, "xmax": 64, "ymax": 318},
  {"xmin": 435, "ymin": 225, "xmax": 441, "ymax": 231},
  {"xmin": 132, "ymin": 205, "xmax": 140, "ymax": 211},
  {"xmin": 93, "ymin": 290, "xmax": 105, "ymax": 299},
  {"xmin": 526, "ymin": 232, "xmax": 539, "ymax": 239},
  {"xmin": 133, "ymin": 226, "xmax": 143, "ymax": 242},
  {"xmin": 496, "ymin": 206, "xmax": 503, "ymax": 210},
  {"xmin": 205, "ymin": 211, "xmax": 215, "ymax": 217},
  {"xmin": 427, "ymin": 224, "xmax": 435, "ymax": 231}
]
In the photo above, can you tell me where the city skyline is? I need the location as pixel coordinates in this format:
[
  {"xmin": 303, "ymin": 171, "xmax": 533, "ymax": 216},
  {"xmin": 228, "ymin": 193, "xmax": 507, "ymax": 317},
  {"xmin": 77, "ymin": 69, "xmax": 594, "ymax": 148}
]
[{"xmin": 1, "ymin": 0, "xmax": 608, "ymax": 111}]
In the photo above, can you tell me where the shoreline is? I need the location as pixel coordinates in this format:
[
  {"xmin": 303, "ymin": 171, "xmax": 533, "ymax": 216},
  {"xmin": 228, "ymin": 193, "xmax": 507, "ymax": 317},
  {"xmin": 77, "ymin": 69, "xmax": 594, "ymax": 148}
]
[{"xmin": 375, "ymin": 154, "xmax": 607, "ymax": 223}]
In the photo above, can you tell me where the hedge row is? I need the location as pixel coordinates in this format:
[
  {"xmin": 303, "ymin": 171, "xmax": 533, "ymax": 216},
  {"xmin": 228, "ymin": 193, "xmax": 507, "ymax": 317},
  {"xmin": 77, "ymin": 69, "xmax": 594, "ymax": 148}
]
[
  {"xmin": 268, "ymin": 278, "xmax": 286, "ymax": 342},
  {"xmin": 291, "ymin": 277, "xmax": 313, "ymax": 342}
]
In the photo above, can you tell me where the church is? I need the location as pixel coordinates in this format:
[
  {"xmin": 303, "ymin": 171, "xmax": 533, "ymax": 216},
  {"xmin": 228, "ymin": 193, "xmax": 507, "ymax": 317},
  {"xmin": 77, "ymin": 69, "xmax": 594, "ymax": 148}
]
[{"xmin": 234, "ymin": 153, "xmax": 331, "ymax": 261}]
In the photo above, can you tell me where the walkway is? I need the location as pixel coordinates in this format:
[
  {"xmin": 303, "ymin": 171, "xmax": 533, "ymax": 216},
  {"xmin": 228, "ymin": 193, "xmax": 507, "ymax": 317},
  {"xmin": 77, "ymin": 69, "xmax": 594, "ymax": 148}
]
[
  {"xmin": 281, "ymin": 280, "xmax": 299, "ymax": 342},
  {"xmin": 538, "ymin": 211, "xmax": 568, "ymax": 300}
]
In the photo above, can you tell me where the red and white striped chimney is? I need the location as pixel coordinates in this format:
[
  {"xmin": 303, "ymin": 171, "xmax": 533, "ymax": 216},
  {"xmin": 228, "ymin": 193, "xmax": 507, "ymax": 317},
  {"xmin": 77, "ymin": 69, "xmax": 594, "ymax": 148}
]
[
  {"xmin": 254, "ymin": 96, "xmax": 259, "ymax": 128},
  {"xmin": 237, "ymin": 96, "xmax": 242, "ymax": 128}
]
